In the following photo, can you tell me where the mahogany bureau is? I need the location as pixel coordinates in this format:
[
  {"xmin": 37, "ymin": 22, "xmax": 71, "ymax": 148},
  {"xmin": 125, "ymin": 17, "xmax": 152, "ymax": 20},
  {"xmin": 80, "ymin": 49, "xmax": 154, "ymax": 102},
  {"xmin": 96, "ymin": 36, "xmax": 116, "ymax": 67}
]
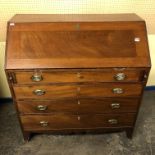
[{"xmin": 5, "ymin": 14, "xmax": 151, "ymax": 141}]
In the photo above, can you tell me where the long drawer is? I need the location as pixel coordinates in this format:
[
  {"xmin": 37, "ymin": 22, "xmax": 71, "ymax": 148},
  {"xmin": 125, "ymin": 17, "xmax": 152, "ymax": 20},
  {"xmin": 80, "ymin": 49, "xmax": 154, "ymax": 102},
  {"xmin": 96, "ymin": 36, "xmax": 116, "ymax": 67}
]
[
  {"xmin": 21, "ymin": 113, "xmax": 136, "ymax": 131},
  {"xmin": 13, "ymin": 83, "xmax": 143, "ymax": 100},
  {"xmin": 17, "ymin": 98, "xmax": 140, "ymax": 114},
  {"xmin": 14, "ymin": 69, "xmax": 142, "ymax": 84}
]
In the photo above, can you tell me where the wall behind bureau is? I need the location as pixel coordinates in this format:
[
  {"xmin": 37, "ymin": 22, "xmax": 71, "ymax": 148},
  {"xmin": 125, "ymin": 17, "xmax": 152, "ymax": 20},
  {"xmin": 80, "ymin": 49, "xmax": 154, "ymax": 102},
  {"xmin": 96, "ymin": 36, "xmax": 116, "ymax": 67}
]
[{"xmin": 0, "ymin": 0, "xmax": 155, "ymax": 97}]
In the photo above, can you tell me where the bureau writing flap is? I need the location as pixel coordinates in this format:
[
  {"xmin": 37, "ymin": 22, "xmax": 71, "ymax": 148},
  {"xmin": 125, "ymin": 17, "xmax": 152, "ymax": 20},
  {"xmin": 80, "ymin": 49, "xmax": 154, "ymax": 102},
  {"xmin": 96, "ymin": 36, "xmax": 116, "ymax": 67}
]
[{"xmin": 5, "ymin": 14, "xmax": 151, "ymax": 69}]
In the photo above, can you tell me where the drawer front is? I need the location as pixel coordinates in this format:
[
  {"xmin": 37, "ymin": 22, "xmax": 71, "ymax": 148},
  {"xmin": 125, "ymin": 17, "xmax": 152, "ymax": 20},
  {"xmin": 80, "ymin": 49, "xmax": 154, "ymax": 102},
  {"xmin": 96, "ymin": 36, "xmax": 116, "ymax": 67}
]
[
  {"xmin": 14, "ymin": 69, "xmax": 142, "ymax": 84},
  {"xmin": 80, "ymin": 83, "xmax": 142, "ymax": 97},
  {"xmin": 13, "ymin": 83, "xmax": 142, "ymax": 100},
  {"xmin": 21, "ymin": 113, "xmax": 136, "ymax": 131},
  {"xmin": 14, "ymin": 85, "xmax": 77, "ymax": 100},
  {"xmin": 17, "ymin": 98, "xmax": 139, "ymax": 114}
]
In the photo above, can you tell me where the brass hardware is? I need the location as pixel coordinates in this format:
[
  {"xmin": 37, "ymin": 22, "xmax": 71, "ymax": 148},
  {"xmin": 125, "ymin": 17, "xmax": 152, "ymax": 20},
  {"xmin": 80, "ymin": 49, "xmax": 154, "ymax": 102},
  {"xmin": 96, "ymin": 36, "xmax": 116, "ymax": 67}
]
[
  {"xmin": 36, "ymin": 105, "xmax": 47, "ymax": 111},
  {"xmin": 31, "ymin": 70, "xmax": 43, "ymax": 82},
  {"xmin": 40, "ymin": 121, "xmax": 48, "ymax": 127},
  {"xmin": 134, "ymin": 37, "xmax": 140, "ymax": 42},
  {"xmin": 108, "ymin": 119, "xmax": 118, "ymax": 124},
  {"xmin": 77, "ymin": 116, "xmax": 80, "ymax": 120},
  {"xmin": 33, "ymin": 89, "xmax": 45, "ymax": 96},
  {"xmin": 114, "ymin": 73, "xmax": 126, "ymax": 81},
  {"xmin": 77, "ymin": 72, "xmax": 83, "ymax": 79},
  {"xmin": 78, "ymin": 101, "xmax": 80, "ymax": 105},
  {"xmin": 112, "ymin": 88, "xmax": 124, "ymax": 94},
  {"xmin": 111, "ymin": 103, "xmax": 120, "ymax": 109},
  {"xmin": 31, "ymin": 74, "xmax": 43, "ymax": 82}
]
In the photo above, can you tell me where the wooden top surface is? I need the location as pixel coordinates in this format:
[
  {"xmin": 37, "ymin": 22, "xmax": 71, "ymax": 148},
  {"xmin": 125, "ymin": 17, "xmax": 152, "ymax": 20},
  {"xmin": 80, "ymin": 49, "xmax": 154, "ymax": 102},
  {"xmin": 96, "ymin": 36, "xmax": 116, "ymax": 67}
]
[
  {"xmin": 6, "ymin": 14, "xmax": 151, "ymax": 69},
  {"xmin": 9, "ymin": 14, "xmax": 144, "ymax": 23}
]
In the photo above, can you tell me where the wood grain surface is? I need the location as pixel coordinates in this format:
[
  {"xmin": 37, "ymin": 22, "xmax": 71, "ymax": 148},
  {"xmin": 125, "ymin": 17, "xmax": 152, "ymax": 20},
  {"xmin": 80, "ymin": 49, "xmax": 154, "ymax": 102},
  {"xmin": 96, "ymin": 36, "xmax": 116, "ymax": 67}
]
[
  {"xmin": 6, "ymin": 14, "xmax": 151, "ymax": 69},
  {"xmin": 17, "ymin": 98, "xmax": 140, "ymax": 114},
  {"xmin": 21, "ymin": 113, "xmax": 136, "ymax": 131},
  {"xmin": 14, "ymin": 69, "xmax": 142, "ymax": 84},
  {"xmin": 5, "ymin": 14, "xmax": 151, "ymax": 140},
  {"xmin": 13, "ymin": 83, "xmax": 143, "ymax": 100}
]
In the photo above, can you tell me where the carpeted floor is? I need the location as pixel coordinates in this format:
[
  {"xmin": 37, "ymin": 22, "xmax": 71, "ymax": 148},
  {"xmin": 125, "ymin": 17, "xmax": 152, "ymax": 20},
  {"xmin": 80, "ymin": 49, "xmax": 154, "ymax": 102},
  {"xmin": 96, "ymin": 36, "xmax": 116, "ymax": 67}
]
[{"xmin": 0, "ymin": 91, "xmax": 154, "ymax": 155}]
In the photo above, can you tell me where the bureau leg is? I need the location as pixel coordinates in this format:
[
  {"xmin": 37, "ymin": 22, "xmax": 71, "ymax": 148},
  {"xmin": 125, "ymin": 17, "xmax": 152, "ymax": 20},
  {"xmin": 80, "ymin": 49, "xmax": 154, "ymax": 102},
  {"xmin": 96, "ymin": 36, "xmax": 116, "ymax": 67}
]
[
  {"xmin": 23, "ymin": 131, "xmax": 31, "ymax": 142},
  {"xmin": 126, "ymin": 129, "xmax": 134, "ymax": 139}
]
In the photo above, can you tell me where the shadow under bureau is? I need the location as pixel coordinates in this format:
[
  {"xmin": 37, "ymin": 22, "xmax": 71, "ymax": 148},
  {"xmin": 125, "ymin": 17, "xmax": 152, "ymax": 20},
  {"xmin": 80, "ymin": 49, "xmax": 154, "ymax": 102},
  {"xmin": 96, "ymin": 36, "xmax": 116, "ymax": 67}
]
[{"xmin": 5, "ymin": 14, "xmax": 151, "ymax": 141}]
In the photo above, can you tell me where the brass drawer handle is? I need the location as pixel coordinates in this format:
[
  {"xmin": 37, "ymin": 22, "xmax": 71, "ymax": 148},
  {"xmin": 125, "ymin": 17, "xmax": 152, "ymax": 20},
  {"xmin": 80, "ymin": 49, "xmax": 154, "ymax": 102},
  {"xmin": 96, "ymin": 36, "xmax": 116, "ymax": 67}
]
[
  {"xmin": 31, "ymin": 75, "xmax": 43, "ymax": 82},
  {"xmin": 40, "ymin": 121, "xmax": 48, "ymax": 127},
  {"xmin": 108, "ymin": 119, "xmax": 118, "ymax": 124},
  {"xmin": 33, "ymin": 89, "xmax": 46, "ymax": 96},
  {"xmin": 114, "ymin": 73, "xmax": 126, "ymax": 81},
  {"xmin": 36, "ymin": 105, "xmax": 47, "ymax": 111},
  {"xmin": 112, "ymin": 88, "xmax": 124, "ymax": 94},
  {"xmin": 111, "ymin": 103, "xmax": 120, "ymax": 109}
]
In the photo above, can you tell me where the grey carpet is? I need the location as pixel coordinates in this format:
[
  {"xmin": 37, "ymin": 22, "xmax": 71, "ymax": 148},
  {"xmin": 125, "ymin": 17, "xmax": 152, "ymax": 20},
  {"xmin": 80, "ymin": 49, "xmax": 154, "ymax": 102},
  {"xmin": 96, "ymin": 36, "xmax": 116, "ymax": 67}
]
[{"xmin": 0, "ymin": 91, "xmax": 154, "ymax": 155}]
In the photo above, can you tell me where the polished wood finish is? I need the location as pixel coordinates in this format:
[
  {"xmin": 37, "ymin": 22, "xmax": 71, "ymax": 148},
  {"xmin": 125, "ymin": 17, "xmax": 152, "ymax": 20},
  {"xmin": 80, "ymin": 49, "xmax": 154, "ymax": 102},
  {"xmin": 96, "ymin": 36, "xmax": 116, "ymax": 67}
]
[
  {"xmin": 9, "ymin": 14, "xmax": 144, "ymax": 23},
  {"xmin": 8, "ymin": 30, "xmax": 136, "ymax": 58},
  {"xmin": 13, "ymin": 83, "xmax": 142, "ymax": 100},
  {"xmin": 5, "ymin": 14, "xmax": 151, "ymax": 141},
  {"xmin": 14, "ymin": 69, "xmax": 142, "ymax": 84},
  {"xmin": 21, "ymin": 113, "xmax": 136, "ymax": 131},
  {"xmin": 17, "ymin": 98, "xmax": 140, "ymax": 114},
  {"xmin": 6, "ymin": 15, "xmax": 150, "ymax": 69}
]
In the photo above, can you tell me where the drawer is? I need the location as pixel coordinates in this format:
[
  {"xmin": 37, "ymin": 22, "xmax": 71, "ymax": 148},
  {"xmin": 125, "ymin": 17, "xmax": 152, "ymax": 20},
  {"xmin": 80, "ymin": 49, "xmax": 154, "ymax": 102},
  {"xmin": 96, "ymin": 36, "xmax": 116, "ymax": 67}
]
[
  {"xmin": 80, "ymin": 83, "xmax": 142, "ymax": 98},
  {"xmin": 14, "ymin": 69, "xmax": 142, "ymax": 84},
  {"xmin": 14, "ymin": 85, "xmax": 77, "ymax": 99},
  {"xmin": 17, "ymin": 98, "xmax": 140, "ymax": 114},
  {"xmin": 13, "ymin": 83, "xmax": 143, "ymax": 100},
  {"xmin": 21, "ymin": 113, "xmax": 136, "ymax": 131}
]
